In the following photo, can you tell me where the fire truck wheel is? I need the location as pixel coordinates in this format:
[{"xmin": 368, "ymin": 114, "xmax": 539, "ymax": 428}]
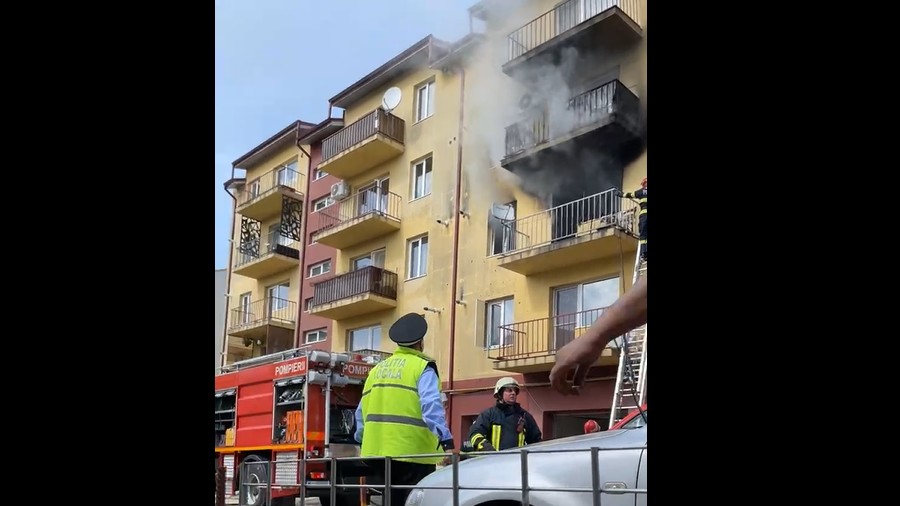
[{"xmin": 239, "ymin": 455, "xmax": 269, "ymax": 506}]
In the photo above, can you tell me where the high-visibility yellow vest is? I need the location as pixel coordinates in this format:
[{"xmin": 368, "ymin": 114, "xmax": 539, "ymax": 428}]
[{"xmin": 359, "ymin": 347, "xmax": 442, "ymax": 464}]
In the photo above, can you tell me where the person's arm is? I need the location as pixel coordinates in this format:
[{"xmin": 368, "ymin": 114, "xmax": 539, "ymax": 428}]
[
  {"xmin": 417, "ymin": 365, "xmax": 454, "ymax": 449},
  {"xmin": 549, "ymin": 276, "xmax": 648, "ymax": 395},
  {"xmin": 353, "ymin": 401, "xmax": 364, "ymax": 443},
  {"xmin": 524, "ymin": 412, "xmax": 542, "ymax": 444},
  {"xmin": 467, "ymin": 410, "xmax": 496, "ymax": 451}
]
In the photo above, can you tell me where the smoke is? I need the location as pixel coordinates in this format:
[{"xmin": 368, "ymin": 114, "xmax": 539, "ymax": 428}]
[{"xmin": 457, "ymin": 0, "xmax": 647, "ymax": 210}]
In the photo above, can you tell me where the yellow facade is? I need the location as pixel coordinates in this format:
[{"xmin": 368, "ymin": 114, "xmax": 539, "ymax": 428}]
[
  {"xmin": 227, "ymin": 0, "xmax": 647, "ymax": 383},
  {"xmin": 223, "ymin": 124, "xmax": 313, "ymax": 365}
]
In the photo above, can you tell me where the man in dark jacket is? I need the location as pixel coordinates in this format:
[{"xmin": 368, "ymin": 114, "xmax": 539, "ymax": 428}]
[
  {"xmin": 467, "ymin": 377, "xmax": 541, "ymax": 452},
  {"xmin": 619, "ymin": 177, "xmax": 647, "ymax": 261}
]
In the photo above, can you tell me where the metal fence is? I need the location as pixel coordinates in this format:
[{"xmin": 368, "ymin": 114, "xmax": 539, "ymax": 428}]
[{"xmin": 225, "ymin": 445, "xmax": 647, "ymax": 506}]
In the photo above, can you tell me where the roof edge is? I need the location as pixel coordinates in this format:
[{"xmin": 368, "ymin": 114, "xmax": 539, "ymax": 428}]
[
  {"xmin": 296, "ymin": 117, "xmax": 345, "ymax": 146},
  {"xmin": 231, "ymin": 120, "xmax": 316, "ymax": 169}
]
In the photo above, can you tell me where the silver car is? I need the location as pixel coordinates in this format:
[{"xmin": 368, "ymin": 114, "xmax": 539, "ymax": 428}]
[{"xmin": 404, "ymin": 414, "xmax": 647, "ymax": 506}]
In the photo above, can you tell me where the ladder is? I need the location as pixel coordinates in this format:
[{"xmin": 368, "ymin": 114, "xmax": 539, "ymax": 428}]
[{"xmin": 609, "ymin": 247, "xmax": 648, "ymax": 428}]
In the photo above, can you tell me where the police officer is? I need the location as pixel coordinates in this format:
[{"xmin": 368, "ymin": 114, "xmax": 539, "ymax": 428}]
[
  {"xmin": 467, "ymin": 377, "xmax": 541, "ymax": 453},
  {"xmin": 620, "ymin": 177, "xmax": 647, "ymax": 261},
  {"xmin": 355, "ymin": 312, "xmax": 454, "ymax": 506}
]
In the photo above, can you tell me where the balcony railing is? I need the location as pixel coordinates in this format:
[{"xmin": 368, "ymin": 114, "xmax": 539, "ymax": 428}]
[
  {"xmin": 229, "ymin": 297, "xmax": 297, "ymax": 330},
  {"xmin": 321, "ymin": 109, "xmax": 405, "ymax": 163},
  {"xmin": 488, "ymin": 188, "xmax": 638, "ymax": 256},
  {"xmin": 348, "ymin": 349, "xmax": 391, "ymax": 363},
  {"xmin": 237, "ymin": 167, "xmax": 305, "ymax": 207},
  {"xmin": 318, "ymin": 189, "xmax": 402, "ymax": 231},
  {"xmin": 504, "ymin": 79, "xmax": 639, "ymax": 157},
  {"xmin": 488, "ymin": 307, "xmax": 611, "ymax": 361},
  {"xmin": 310, "ymin": 266, "xmax": 399, "ymax": 308},
  {"xmin": 507, "ymin": 0, "xmax": 642, "ymax": 62},
  {"xmin": 234, "ymin": 235, "xmax": 301, "ymax": 267}
]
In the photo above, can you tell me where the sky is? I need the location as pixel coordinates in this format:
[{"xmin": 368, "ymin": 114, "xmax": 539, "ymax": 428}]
[{"xmin": 215, "ymin": 0, "xmax": 477, "ymax": 269}]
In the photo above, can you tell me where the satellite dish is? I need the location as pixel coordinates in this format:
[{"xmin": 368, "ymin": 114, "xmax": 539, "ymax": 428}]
[{"xmin": 381, "ymin": 86, "xmax": 402, "ymax": 113}]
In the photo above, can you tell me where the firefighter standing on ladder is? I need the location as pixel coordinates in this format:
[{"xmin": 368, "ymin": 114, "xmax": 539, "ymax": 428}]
[{"xmin": 619, "ymin": 177, "xmax": 647, "ymax": 262}]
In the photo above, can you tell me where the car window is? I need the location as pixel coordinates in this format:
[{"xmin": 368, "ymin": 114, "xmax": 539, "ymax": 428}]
[{"xmin": 620, "ymin": 410, "xmax": 648, "ymax": 429}]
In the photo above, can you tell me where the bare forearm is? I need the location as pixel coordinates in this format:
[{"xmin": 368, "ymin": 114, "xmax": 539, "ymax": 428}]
[{"xmin": 583, "ymin": 276, "xmax": 647, "ymax": 347}]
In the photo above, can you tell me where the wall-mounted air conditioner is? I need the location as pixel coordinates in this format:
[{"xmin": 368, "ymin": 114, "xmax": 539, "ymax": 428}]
[{"xmin": 330, "ymin": 181, "xmax": 350, "ymax": 199}]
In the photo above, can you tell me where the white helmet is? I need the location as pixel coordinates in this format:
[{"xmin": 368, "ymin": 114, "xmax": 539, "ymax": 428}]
[{"xmin": 494, "ymin": 377, "xmax": 520, "ymax": 396}]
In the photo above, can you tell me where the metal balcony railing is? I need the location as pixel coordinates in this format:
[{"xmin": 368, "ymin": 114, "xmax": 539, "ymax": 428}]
[
  {"xmin": 234, "ymin": 235, "xmax": 302, "ymax": 268},
  {"xmin": 347, "ymin": 349, "xmax": 391, "ymax": 363},
  {"xmin": 506, "ymin": 0, "xmax": 643, "ymax": 62},
  {"xmin": 504, "ymin": 79, "xmax": 639, "ymax": 157},
  {"xmin": 488, "ymin": 188, "xmax": 638, "ymax": 257},
  {"xmin": 310, "ymin": 266, "xmax": 399, "ymax": 308},
  {"xmin": 488, "ymin": 307, "xmax": 612, "ymax": 360},
  {"xmin": 317, "ymin": 190, "xmax": 402, "ymax": 232},
  {"xmin": 229, "ymin": 297, "xmax": 297, "ymax": 331},
  {"xmin": 237, "ymin": 167, "xmax": 306, "ymax": 207},
  {"xmin": 321, "ymin": 108, "xmax": 405, "ymax": 162}
]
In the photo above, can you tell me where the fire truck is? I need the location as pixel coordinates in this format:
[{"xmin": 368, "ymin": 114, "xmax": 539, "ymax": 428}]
[{"xmin": 215, "ymin": 347, "xmax": 383, "ymax": 506}]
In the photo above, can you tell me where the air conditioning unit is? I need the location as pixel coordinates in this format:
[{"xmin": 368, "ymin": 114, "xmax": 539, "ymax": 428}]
[{"xmin": 330, "ymin": 181, "xmax": 350, "ymax": 199}]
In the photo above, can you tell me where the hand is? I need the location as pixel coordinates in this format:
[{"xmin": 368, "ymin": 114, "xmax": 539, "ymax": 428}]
[
  {"xmin": 549, "ymin": 335, "xmax": 604, "ymax": 396},
  {"xmin": 480, "ymin": 441, "xmax": 496, "ymax": 452}
]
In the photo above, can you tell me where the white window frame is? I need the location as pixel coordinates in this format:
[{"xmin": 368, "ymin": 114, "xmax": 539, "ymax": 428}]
[
  {"xmin": 266, "ymin": 282, "xmax": 290, "ymax": 317},
  {"xmin": 415, "ymin": 79, "xmax": 435, "ymax": 122},
  {"xmin": 305, "ymin": 328, "xmax": 327, "ymax": 344},
  {"xmin": 352, "ymin": 248, "xmax": 386, "ymax": 271},
  {"xmin": 407, "ymin": 235, "xmax": 429, "ymax": 279},
  {"xmin": 313, "ymin": 169, "xmax": 327, "ymax": 181},
  {"xmin": 238, "ymin": 292, "xmax": 252, "ymax": 324},
  {"xmin": 485, "ymin": 297, "xmax": 515, "ymax": 349},
  {"xmin": 307, "ymin": 259, "xmax": 331, "ymax": 278},
  {"xmin": 411, "ymin": 155, "xmax": 433, "ymax": 200},
  {"xmin": 348, "ymin": 324, "xmax": 382, "ymax": 351},
  {"xmin": 313, "ymin": 196, "xmax": 334, "ymax": 212}
]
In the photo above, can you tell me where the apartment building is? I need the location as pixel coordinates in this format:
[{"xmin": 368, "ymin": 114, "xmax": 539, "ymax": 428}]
[
  {"xmin": 215, "ymin": 268, "xmax": 227, "ymax": 369},
  {"xmin": 451, "ymin": 0, "xmax": 647, "ymax": 439},
  {"xmin": 216, "ymin": 0, "xmax": 647, "ymax": 443},
  {"xmin": 221, "ymin": 119, "xmax": 327, "ymax": 365}
]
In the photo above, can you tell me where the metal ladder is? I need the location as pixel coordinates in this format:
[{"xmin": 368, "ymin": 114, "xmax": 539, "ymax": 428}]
[{"xmin": 609, "ymin": 248, "xmax": 648, "ymax": 428}]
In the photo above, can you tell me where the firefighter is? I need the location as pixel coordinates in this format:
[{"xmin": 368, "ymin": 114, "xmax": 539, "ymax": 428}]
[
  {"xmin": 354, "ymin": 312, "xmax": 455, "ymax": 506},
  {"xmin": 584, "ymin": 419, "xmax": 602, "ymax": 433},
  {"xmin": 466, "ymin": 377, "xmax": 541, "ymax": 453},
  {"xmin": 619, "ymin": 177, "xmax": 647, "ymax": 261}
]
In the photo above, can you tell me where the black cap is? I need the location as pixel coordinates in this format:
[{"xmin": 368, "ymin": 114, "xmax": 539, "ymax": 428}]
[{"xmin": 389, "ymin": 312, "xmax": 428, "ymax": 346}]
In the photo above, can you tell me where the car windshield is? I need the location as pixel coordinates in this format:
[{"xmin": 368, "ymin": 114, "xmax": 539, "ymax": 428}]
[{"xmin": 620, "ymin": 410, "xmax": 648, "ymax": 429}]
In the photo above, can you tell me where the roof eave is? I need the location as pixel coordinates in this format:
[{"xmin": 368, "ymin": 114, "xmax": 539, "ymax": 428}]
[{"xmin": 232, "ymin": 120, "xmax": 316, "ymax": 170}]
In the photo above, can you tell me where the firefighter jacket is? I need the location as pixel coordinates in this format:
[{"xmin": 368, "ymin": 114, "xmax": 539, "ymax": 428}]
[
  {"xmin": 623, "ymin": 187, "xmax": 647, "ymax": 215},
  {"xmin": 467, "ymin": 401, "xmax": 542, "ymax": 452},
  {"xmin": 358, "ymin": 347, "xmax": 444, "ymax": 465}
]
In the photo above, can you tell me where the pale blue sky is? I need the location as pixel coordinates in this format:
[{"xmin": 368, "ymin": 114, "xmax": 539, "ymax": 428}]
[{"xmin": 215, "ymin": 0, "xmax": 476, "ymax": 269}]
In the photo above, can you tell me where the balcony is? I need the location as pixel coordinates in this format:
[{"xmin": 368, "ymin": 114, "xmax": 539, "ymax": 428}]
[
  {"xmin": 318, "ymin": 109, "xmax": 405, "ymax": 180},
  {"xmin": 490, "ymin": 188, "xmax": 638, "ymax": 275},
  {"xmin": 309, "ymin": 266, "xmax": 398, "ymax": 320},
  {"xmin": 488, "ymin": 307, "xmax": 619, "ymax": 373},
  {"xmin": 503, "ymin": 0, "xmax": 642, "ymax": 78},
  {"xmin": 232, "ymin": 235, "xmax": 302, "ymax": 279},
  {"xmin": 236, "ymin": 167, "xmax": 306, "ymax": 222},
  {"xmin": 312, "ymin": 190, "xmax": 402, "ymax": 249},
  {"xmin": 502, "ymin": 80, "xmax": 642, "ymax": 180},
  {"xmin": 227, "ymin": 297, "xmax": 297, "ymax": 340}
]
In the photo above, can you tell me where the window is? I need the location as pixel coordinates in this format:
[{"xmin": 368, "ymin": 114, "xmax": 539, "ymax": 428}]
[
  {"xmin": 349, "ymin": 324, "xmax": 382, "ymax": 351},
  {"xmin": 313, "ymin": 196, "xmax": 334, "ymax": 212},
  {"xmin": 485, "ymin": 297, "xmax": 515, "ymax": 348},
  {"xmin": 308, "ymin": 260, "xmax": 331, "ymax": 278},
  {"xmin": 415, "ymin": 79, "xmax": 435, "ymax": 122},
  {"xmin": 304, "ymin": 298, "xmax": 313, "ymax": 312},
  {"xmin": 407, "ymin": 235, "xmax": 428, "ymax": 279},
  {"xmin": 313, "ymin": 169, "xmax": 327, "ymax": 181},
  {"xmin": 488, "ymin": 201, "xmax": 517, "ymax": 255},
  {"xmin": 411, "ymin": 155, "xmax": 433, "ymax": 199},
  {"xmin": 357, "ymin": 177, "xmax": 389, "ymax": 216},
  {"xmin": 551, "ymin": 277, "xmax": 620, "ymax": 350},
  {"xmin": 266, "ymin": 282, "xmax": 289, "ymax": 319},
  {"xmin": 305, "ymin": 328, "xmax": 327, "ymax": 344},
  {"xmin": 276, "ymin": 160, "xmax": 299, "ymax": 188},
  {"xmin": 238, "ymin": 292, "xmax": 252, "ymax": 324},
  {"xmin": 353, "ymin": 249, "xmax": 386, "ymax": 270}
]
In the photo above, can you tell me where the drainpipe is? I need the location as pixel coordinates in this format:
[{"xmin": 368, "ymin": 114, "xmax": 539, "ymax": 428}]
[
  {"xmin": 220, "ymin": 166, "xmax": 238, "ymax": 370},
  {"xmin": 296, "ymin": 127, "xmax": 313, "ymax": 350},
  {"xmin": 447, "ymin": 64, "xmax": 466, "ymax": 431}
]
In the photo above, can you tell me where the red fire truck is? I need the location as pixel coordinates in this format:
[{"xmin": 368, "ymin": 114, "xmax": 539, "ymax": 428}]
[{"xmin": 215, "ymin": 347, "xmax": 383, "ymax": 506}]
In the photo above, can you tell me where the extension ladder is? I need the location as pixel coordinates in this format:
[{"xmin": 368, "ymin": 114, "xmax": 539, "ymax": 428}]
[{"xmin": 609, "ymin": 247, "xmax": 647, "ymax": 428}]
